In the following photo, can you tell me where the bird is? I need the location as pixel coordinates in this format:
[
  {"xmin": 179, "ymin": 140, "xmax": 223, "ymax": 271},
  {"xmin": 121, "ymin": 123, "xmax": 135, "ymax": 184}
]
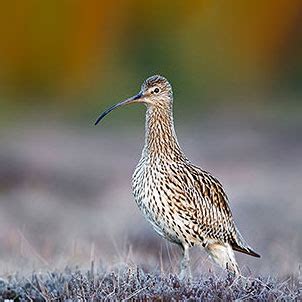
[{"xmin": 94, "ymin": 75, "xmax": 260, "ymax": 279}]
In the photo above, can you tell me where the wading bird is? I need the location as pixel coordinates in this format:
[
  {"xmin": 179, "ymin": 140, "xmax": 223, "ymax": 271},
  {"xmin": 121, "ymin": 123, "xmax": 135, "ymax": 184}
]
[{"xmin": 95, "ymin": 75, "xmax": 260, "ymax": 279}]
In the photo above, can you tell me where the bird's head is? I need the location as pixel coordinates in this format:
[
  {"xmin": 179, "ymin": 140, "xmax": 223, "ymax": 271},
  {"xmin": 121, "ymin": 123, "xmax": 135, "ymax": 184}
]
[{"xmin": 94, "ymin": 75, "xmax": 173, "ymax": 125}]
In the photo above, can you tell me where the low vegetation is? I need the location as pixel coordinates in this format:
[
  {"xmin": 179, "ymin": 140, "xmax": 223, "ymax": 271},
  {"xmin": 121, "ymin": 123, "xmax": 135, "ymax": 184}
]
[{"xmin": 0, "ymin": 265, "xmax": 300, "ymax": 301}]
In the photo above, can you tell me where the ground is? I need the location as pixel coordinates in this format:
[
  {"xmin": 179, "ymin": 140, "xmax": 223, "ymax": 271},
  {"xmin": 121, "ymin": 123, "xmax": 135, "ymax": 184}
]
[{"xmin": 0, "ymin": 265, "xmax": 301, "ymax": 301}]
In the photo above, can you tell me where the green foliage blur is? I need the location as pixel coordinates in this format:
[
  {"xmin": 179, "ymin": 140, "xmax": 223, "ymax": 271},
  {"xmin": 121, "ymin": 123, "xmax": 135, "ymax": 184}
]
[{"xmin": 0, "ymin": 1, "xmax": 301, "ymax": 124}]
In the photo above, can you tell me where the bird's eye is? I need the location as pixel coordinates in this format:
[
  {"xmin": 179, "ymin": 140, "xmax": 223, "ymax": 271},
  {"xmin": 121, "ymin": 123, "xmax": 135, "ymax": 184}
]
[{"xmin": 154, "ymin": 87, "xmax": 160, "ymax": 94}]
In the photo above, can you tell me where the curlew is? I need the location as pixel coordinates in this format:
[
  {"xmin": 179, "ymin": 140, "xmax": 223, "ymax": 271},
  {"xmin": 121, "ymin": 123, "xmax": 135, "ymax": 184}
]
[{"xmin": 95, "ymin": 75, "xmax": 260, "ymax": 279}]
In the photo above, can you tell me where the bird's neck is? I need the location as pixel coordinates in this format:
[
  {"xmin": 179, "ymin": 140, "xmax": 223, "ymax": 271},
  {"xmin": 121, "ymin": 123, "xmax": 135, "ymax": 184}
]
[{"xmin": 143, "ymin": 105, "xmax": 185, "ymax": 161}]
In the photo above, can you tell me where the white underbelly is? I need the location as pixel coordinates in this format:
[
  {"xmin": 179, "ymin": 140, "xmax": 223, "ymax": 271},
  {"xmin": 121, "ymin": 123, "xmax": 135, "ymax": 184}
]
[
  {"xmin": 132, "ymin": 159, "xmax": 184, "ymax": 244},
  {"xmin": 133, "ymin": 183, "xmax": 183, "ymax": 244}
]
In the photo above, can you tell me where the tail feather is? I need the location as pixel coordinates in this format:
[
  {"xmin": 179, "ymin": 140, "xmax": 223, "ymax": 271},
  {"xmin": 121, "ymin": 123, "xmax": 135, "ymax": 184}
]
[
  {"xmin": 232, "ymin": 242, "xmax": 260, "ymax": 258},
  {"xmin": 232, "ymin": 229, "xmax": 261, "ymax": 258}
]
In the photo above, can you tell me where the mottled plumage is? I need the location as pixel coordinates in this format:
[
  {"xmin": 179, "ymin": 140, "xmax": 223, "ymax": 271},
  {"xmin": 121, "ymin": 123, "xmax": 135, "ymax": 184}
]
[{"xmin": 95, "ymin": 75, "xmax": 260, "ymax": 278}]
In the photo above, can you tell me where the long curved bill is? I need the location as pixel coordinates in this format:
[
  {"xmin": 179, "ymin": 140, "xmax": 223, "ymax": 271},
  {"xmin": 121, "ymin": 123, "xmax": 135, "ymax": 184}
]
[{"xmin": 94, "ymin": 92, "xmax": 143, "ymax": 125}]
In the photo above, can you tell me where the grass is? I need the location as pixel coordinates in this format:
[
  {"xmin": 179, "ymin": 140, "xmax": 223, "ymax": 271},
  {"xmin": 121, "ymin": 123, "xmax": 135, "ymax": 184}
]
[{"xmin": 0, "ymin": 264, "xmax": 301, "ymax": 301}]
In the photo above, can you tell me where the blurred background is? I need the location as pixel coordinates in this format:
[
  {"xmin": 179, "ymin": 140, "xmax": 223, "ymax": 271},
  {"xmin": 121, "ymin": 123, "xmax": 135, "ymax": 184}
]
[{"xmin": 0, "ymin": 1, "xmax": 301, "ymax": 277}]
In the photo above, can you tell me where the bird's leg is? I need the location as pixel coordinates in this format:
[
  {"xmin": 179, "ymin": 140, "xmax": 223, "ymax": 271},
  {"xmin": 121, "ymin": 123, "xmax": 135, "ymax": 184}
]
[
  {"xmin": 205, "ymin": 242, "xmax": 240, "ymax": 276},
  {"xmin": 179, "ymin": 245, "xmax": 192, "ymax": 281}
]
